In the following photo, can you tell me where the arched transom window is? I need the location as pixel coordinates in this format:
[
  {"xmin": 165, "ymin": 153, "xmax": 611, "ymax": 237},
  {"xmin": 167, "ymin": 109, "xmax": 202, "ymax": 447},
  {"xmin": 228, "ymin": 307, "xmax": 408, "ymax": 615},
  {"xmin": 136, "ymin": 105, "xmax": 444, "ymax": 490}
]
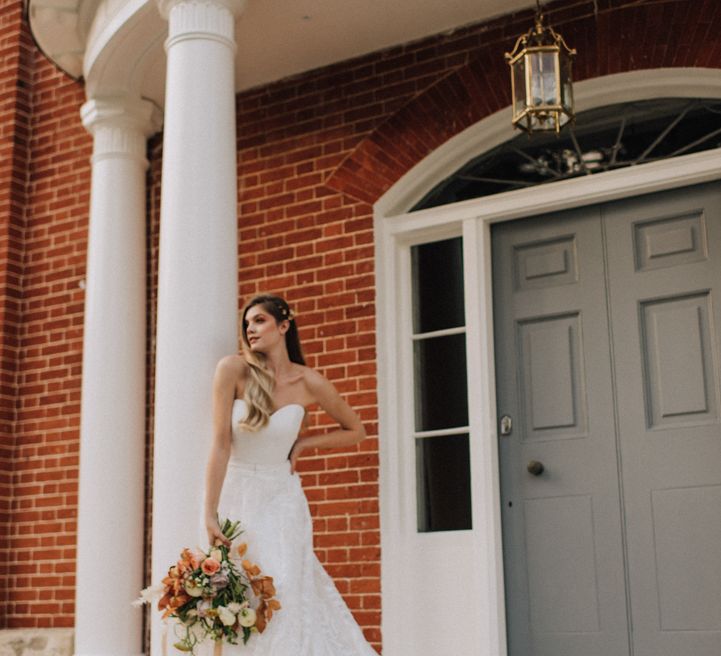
[{"xmin": 412, "ymin": 98, "xmax": 721, "ymax": 211}]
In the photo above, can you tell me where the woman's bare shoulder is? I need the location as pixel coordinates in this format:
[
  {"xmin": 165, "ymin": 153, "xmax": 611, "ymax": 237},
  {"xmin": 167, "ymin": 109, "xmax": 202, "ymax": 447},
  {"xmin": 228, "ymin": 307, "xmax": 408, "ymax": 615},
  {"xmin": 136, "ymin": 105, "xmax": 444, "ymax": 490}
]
[
  {"xmin": 215, "ymin": 353, "xmax": 248, "ymax": 378},
  {"xmin": 296, "ymin": 364, "xmax": 331, "ymax": 392}
]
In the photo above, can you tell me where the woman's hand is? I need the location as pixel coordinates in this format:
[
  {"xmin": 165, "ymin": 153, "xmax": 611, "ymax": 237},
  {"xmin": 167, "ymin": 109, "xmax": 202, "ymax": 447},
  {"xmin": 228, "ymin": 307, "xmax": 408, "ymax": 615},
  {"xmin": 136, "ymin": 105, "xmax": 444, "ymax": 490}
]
[{"xmin": 206, "ymin": 516, "xmax": 231, "ymax": 548}]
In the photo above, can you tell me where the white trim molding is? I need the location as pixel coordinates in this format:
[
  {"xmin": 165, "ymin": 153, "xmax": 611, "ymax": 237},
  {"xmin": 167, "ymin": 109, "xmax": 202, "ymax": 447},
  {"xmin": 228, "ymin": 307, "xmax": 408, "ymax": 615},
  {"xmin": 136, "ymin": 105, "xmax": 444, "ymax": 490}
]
[{"xmin": 375, "ymin": 67, "xmax": 721, "ymax": 656}]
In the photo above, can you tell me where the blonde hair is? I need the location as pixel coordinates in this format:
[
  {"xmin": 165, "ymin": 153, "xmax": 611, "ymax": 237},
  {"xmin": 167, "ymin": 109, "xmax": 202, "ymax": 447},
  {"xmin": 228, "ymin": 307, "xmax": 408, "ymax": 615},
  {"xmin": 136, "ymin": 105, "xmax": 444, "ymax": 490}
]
[
  {"xmin": 238, "ymin": 349, "xmax": 275, "ymax": 431},
  {"xmin": 238, "ymin": 294, "xmax": 304, "ymax": 431}
]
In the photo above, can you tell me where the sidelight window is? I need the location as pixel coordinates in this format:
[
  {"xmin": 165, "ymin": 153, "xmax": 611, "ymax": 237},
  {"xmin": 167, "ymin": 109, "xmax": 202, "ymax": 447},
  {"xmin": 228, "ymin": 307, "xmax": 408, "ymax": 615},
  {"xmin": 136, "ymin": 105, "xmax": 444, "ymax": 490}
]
[{"xmin": 411, "ymin": 237, "xmax": 472, "ymax": 532}]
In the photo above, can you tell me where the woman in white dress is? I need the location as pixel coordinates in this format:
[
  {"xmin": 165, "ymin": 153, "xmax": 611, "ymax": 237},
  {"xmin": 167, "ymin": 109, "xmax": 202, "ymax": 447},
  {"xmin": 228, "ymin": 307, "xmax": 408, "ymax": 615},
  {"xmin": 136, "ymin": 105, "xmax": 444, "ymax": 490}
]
[{"xmin": 203, "ymin": 294, "xmax": 378, "ymax": 655}]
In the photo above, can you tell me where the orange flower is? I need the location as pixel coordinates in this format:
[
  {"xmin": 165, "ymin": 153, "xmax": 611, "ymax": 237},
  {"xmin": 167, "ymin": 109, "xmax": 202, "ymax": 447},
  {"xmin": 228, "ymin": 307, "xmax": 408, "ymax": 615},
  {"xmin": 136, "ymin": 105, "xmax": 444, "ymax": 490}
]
[
  {"xmin": 158, "ymin": 591, "xmax": 190, "ymax": 619},
  {"xmin": 180, "ymin": 548, "xmax": 201, "ymax": 570},
  {"xmin": 255, "ymin": 594, "xmax": 281, "ymax": 632},
  {"xmin": 163, "ymin": 565, "xmax": 185, "ymax": 595},
  {"xmin": 255, "ymin": 600, "xmax": 268, "ymax": 633},
  {"xmin": 251, "ymin": 576, "xmax": 276, "ymax": 598},
  {"xmin": 171, "ymin": 592, "xmax": 190, "ymax": 608},
  {"xmin": 241, "ymin": 560, "xmax": 260, "ymax": 577},
  {"xmin": 237, "ymin": 542, "xmax": 248, "ymax": 557},
  {"xmin": 201, "ymin": 557, "xmax": 221, "ymax": 575},
  {"xmin": 158, "ymin": 592, "xmax": 171, "ymax": 612}
]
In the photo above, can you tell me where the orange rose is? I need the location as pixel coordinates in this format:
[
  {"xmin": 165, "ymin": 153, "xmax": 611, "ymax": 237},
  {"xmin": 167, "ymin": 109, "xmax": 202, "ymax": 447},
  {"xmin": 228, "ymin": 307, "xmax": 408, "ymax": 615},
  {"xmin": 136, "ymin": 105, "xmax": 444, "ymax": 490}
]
[{"xmin": 201, "ymin": 557, "xmax": 220, "ymax": 575}]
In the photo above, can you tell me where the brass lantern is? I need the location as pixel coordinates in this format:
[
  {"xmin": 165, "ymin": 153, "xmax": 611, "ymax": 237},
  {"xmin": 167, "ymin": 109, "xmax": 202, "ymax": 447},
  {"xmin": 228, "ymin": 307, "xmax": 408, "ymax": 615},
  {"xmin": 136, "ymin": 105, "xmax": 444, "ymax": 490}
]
[{"xmin": 505, "ymin": 4, "xmax": 576, "ymax": 133}]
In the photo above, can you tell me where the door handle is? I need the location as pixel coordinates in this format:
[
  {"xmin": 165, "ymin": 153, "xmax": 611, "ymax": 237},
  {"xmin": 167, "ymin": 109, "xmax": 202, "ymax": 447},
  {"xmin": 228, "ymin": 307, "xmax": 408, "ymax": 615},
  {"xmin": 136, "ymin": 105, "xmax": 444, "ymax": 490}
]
[{"xmin": 527, "ymin": 460, "xmax": 545, "ymax": 476}]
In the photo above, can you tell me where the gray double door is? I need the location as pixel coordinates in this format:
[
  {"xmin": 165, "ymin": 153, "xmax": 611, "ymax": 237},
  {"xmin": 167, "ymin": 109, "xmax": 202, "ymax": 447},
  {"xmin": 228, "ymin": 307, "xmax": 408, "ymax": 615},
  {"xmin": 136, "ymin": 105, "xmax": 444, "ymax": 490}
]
[{"xmin": 492, "ymin": 181, "xmax": 721, "ymax": 656}]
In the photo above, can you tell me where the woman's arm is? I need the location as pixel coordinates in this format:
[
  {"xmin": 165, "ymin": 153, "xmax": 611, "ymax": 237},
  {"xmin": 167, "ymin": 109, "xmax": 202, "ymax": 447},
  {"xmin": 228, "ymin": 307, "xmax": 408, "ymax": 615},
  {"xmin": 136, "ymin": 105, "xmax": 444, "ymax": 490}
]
[
  {"xmin": 289, "ymin": 368, "xmax": 366, "ymax": 472},
  {"xmin": 204, "ymin": 354, "xmax": 244, "ymax": 546}
]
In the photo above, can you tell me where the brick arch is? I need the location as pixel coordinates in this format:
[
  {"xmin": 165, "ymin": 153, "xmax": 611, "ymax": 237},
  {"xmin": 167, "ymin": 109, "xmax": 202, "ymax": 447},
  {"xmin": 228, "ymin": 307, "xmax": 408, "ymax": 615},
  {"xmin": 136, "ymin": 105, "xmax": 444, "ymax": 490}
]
[{"xmin": 326, "ymin": 2, "xmax": 721, "ymax": 205}]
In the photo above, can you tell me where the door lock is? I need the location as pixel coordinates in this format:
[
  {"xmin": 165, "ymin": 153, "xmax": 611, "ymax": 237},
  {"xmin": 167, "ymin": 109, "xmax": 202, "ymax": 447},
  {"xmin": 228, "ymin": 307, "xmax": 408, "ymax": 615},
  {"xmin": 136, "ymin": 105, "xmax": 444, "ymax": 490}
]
[{"xmin": 500, "ymin": 414, "xmax": 513, "ymax": 436}]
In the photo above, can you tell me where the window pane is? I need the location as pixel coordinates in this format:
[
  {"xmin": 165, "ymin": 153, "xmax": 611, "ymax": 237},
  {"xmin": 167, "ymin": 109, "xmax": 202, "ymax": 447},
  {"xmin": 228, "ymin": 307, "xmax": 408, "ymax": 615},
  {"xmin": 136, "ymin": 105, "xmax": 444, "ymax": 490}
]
[
  {"xmin": 416, "ymin": 434, "xmax": 472, "ymax": 532},
  {"xmin": 411, "ymin": 237, "xmax": 465, "ymax": 333},
  {"xmin": 414, "ymin": 333, "xmax": 468, "ymax": 432}
]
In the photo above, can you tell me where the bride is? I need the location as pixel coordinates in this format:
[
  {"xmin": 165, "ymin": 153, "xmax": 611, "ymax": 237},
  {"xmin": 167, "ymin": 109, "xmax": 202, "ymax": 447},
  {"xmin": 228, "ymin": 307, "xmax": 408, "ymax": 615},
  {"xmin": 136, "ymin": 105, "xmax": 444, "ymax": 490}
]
[{"xmin": 203, "ymin": 294, "xmax": 378, "ymax": 655}]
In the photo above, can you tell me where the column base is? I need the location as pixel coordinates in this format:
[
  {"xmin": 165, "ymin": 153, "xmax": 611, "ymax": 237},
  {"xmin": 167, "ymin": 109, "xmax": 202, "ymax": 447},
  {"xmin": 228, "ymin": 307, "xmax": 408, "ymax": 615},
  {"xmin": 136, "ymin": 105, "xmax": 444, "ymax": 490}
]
[{"xmin": 0, "ymin": 628, "xmax": 74, "ymax": 656}]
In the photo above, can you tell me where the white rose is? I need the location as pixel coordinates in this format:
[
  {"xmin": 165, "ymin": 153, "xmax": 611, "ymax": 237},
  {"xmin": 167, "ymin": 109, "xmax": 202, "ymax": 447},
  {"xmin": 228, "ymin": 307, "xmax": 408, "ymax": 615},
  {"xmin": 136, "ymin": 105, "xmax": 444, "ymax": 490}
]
[
  {"xmin": 237, "ymin": 607, "xmax": 256, "ymax": 628},
  {"xmin": 227, "ymin": 602, "xmax": 243, "ymax": 614},
  {"xmin": 184, "ymin": 581, "xmax": 204, "ymax": 597},
  {"xmin": 210, "ymin": 548, "xmax": 223, "ymax": 562},
  {"xmin": 217, "ymin": 606, "xmax": 236, "ymax": 627}
]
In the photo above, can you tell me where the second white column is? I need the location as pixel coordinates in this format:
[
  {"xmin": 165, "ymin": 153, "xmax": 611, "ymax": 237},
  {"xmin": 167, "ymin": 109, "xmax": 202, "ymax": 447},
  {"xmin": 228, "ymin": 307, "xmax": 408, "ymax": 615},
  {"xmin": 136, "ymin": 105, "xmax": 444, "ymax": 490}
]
[{"xmin": 152, "ymin": 0, "xmax": 245, "ymax": 653}]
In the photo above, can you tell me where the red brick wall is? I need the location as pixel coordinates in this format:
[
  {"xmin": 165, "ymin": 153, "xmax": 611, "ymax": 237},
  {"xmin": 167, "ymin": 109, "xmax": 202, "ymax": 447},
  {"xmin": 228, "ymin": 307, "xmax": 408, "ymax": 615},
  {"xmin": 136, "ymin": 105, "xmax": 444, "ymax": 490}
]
[
  {"xmin": 1, "ymin": 0, "xmax": 720, "ymax": 645},
  {"xmin": 0, "ymin": 1, "xmax": 91, "ymax": 628},
  {"xmin": 0, "ymin": 0, "xmax": 33, "ymax": 627},
  {"xmin": 329, "ymin": 0, "xmax": 721, "ymax": 200}
]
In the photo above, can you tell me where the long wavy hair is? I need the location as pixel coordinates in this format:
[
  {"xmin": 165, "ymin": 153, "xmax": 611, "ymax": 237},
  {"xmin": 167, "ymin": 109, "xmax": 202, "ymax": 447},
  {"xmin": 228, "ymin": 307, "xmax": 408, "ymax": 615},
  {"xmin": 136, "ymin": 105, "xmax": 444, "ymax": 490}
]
[{"xmin": 239, "ymin": 294, "xmax": 305, "ymax": 431}]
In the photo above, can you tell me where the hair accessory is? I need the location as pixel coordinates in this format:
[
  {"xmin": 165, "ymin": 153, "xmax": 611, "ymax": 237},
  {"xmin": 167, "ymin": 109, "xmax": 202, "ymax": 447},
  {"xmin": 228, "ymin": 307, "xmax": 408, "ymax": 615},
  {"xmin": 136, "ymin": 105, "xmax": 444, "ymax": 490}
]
[{"xmin": 276, "ymin": 303, "xmax": 295, "ymax": 321}]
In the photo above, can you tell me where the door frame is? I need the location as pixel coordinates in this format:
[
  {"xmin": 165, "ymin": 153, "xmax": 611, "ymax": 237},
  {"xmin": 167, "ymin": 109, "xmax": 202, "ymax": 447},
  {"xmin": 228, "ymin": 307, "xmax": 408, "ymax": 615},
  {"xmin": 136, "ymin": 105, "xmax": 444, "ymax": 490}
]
[{"xmin": 375, "ymin": 68, "xmax": 721, "ymax": 656}]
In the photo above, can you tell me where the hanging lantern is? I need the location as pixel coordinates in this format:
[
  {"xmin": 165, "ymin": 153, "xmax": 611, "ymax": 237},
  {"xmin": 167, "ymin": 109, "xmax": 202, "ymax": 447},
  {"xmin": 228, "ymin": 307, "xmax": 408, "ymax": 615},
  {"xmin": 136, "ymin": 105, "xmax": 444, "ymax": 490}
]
[{"xmin": 505, "ymin": 3, "xmax": 576, "ymax": 133}]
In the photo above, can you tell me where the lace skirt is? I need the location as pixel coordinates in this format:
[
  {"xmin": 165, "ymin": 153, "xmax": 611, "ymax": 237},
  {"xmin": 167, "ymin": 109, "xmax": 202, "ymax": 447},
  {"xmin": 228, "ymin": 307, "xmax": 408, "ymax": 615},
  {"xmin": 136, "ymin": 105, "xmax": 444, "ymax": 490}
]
[{"xmin": 206, "ymin": 461, "xmax": 378, "ymax": 656}]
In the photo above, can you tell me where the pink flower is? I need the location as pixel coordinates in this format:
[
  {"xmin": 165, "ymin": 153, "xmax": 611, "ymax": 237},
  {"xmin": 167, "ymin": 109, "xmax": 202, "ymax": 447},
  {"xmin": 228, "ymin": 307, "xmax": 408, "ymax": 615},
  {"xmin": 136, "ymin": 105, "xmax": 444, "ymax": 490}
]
[
  {"xmin": 201, "ymin": 557, "xmax": 220, "ymax": 575},
  {"xmin": 210, "ymin": 572, "xmax": 229, "ymax": 591}
]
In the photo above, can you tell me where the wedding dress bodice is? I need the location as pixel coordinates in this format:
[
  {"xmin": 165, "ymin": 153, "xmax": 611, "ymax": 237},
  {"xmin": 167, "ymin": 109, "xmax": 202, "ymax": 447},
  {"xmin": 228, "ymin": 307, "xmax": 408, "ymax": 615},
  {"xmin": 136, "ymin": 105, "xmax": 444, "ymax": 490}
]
[{"xmin": 229, "ymin": 399, "xmax": 304, "ymax": 466}]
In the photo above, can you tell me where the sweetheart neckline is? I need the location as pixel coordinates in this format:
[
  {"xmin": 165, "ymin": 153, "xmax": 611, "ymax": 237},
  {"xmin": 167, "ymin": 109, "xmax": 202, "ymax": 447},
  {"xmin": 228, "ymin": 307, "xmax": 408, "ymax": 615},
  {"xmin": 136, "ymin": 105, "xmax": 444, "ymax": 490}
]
[{"xmin": 233, "ymin": 398, "xmax": 305, "ymax": 416}]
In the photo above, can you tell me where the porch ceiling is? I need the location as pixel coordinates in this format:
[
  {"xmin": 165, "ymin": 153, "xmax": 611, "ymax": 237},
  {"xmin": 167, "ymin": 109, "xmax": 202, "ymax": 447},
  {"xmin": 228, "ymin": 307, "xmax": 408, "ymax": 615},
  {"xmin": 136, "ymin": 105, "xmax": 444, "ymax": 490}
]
[
  {"xmin": 28, "ymin": 0, "xmax": 535, "ymax": 105},
  {"xmin": 233, "ymin": 0, "xmax": 535, "ymax": 91}
]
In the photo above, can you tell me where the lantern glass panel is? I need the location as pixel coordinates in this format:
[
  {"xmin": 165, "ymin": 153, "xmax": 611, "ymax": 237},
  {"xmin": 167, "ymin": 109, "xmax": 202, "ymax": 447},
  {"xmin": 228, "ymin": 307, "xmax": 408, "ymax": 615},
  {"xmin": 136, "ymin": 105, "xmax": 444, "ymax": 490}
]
[
  {"xmin": 530, "ymin": 112, "xmax": 556, "ymax": 131},
  {"xmin": 542, "ymin": 51, "xmax": 559, "ymax": 105},
  {"xmin": 513, "ymin": 58, "xmax": 526, "ymax": 117},
  {"xmin": 528, "ymin": 50, "xmax": 559, "ymax": 107},
  {"xmin": 561, "ymin": 54, "xmax": 574, "ymax": 114},
  {"xmin": 528, "ymin": 52, "xmax": 542, "ymax": 105}
]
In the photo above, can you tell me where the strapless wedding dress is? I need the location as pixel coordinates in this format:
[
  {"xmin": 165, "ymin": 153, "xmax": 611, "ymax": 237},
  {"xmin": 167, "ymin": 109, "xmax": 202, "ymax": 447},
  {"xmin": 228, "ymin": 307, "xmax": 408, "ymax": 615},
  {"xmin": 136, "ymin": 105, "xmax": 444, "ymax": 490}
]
[{"xmin": 212, "ymin": 399, "xmax": 378, "ymax": 656}]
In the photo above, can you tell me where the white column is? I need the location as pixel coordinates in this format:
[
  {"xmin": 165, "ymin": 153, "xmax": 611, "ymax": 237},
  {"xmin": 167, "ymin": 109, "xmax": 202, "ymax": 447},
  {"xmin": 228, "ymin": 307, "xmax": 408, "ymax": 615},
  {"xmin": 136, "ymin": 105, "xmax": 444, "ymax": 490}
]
[
  {"xmin": 76, "ymin": 97, "xmax": 161, "ymax": 656},
  {"xmin": 151, "ymin": 1, "xmax": 243, "ymax": 653}
]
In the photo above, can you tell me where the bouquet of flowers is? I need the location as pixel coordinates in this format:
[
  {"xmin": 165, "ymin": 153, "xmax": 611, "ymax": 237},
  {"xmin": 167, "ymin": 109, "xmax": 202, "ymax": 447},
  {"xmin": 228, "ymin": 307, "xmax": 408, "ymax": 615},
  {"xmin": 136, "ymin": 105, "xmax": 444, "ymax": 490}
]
[{"xmin": 136, "ymin": 518, "xmax": 281, "ymax": 654}]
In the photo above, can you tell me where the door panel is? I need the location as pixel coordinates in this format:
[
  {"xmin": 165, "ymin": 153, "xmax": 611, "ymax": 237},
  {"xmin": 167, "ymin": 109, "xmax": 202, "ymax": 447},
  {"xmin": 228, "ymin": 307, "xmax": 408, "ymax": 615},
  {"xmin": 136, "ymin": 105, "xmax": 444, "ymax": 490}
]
[
  {"xmin": 518, "ymin": 313, "xmax": 587, "ymax": 437},
  {"xmin": 604, "ymin": 182, "xmax": 721, "ymax": 655},
  {"xmin": 640, "ymin": 292, "xmax": 717, "ymax": 427},
  {"xmin": 492, "ymin": 208, "xmax": 630, "ymax": 656},
  {"xmin": 524, "ymin": 494, "xmax": 600, "ymax": 633}
]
